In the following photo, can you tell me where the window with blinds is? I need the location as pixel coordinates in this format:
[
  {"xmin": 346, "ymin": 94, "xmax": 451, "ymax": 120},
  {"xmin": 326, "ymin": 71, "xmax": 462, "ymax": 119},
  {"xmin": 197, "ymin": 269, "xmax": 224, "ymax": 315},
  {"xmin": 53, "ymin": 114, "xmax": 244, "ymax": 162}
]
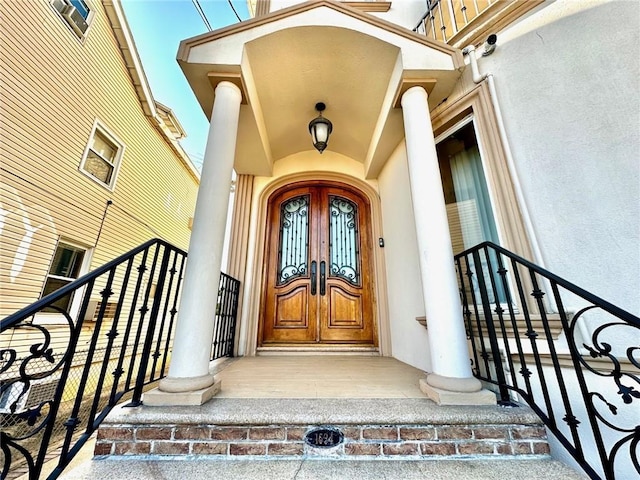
[
  {"xmin": 437, "ymin": 117, "xmax": 505, "ymax": 304},
  {"xmin": 79, "ymin": 121, "xmax": 125, "ymax": 190}
]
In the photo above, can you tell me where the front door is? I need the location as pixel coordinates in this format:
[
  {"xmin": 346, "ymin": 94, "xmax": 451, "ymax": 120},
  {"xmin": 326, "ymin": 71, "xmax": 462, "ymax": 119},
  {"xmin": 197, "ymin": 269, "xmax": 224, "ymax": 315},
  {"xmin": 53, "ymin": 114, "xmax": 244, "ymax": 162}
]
[{"xmin": 260, "ymin": 182, "xmax": 376, "ymax": 345}]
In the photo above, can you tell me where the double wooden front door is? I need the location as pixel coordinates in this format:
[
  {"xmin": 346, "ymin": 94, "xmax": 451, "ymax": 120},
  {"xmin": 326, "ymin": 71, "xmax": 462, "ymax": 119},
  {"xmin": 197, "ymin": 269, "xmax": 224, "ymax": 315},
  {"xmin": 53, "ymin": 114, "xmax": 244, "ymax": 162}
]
[{"xmin": 260, "ymin": 182, "xmax": 376, "ymax": 345}]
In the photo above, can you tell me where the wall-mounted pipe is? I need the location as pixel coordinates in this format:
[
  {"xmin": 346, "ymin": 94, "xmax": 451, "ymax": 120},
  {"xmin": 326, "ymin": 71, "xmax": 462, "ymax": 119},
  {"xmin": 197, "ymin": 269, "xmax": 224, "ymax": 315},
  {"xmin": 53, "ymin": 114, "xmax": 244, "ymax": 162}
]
[
  {"xmin": 462, "ymin": 42, "xmax": 593, "ymax": 342},
  {"xmin": 462, "ymin": 42, "xmax": 545, "ymax": 270}
]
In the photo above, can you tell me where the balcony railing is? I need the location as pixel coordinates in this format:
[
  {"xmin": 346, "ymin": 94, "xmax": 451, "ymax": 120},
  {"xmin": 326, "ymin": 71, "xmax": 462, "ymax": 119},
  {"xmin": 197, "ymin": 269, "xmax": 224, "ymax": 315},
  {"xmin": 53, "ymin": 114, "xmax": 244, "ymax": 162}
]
[{"xmin": 413, "ymin": 0, "xmax": 498, "ymax": 43}]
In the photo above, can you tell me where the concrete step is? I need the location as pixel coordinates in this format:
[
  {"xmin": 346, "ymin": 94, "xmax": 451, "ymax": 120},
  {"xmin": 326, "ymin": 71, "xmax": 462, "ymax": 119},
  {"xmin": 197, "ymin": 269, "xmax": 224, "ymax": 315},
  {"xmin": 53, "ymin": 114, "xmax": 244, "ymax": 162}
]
[
  {"xmin": 64, "ymin": 398, "xmax": 587, "ymax": 479},
  {"xmin": 95, "ymin": 398, "xmax": 553, "ymax": 460},
  {"xmin": 61, "ymin": 457, "xmax": 587, "ymax": 479}
]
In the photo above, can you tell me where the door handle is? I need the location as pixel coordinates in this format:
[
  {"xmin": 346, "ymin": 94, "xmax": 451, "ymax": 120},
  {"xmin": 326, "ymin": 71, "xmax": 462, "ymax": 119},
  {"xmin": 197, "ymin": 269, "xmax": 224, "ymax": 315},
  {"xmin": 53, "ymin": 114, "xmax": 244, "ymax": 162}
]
[
  {"xmin": 311, "ymin": 261, "xmax": 317, "ymax": 296},
  {"xmin": 320, "ymin": 261, "xmax": 326, "ymax": 296}
]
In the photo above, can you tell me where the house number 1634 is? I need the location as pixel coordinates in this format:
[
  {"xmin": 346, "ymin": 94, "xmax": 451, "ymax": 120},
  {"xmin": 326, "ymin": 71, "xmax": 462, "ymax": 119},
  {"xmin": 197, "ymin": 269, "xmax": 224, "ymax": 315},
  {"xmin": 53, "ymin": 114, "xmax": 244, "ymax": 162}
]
[{"xmin": 305, "ymin": 427, "xmax": 343, "ymax": 448}]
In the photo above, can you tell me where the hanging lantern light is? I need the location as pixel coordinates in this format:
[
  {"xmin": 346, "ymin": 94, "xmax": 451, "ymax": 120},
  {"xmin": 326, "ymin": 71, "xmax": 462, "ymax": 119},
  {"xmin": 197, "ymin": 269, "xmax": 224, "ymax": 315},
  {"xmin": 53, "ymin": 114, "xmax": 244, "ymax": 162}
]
[{"xmin": 308, "ymin": 102, "xmax": 332, "ymax": 154}]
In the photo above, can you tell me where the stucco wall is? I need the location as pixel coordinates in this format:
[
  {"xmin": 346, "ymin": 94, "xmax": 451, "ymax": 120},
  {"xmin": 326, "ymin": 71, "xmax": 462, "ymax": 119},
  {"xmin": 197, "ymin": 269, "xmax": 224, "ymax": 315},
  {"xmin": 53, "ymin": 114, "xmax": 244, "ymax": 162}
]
[
  {"xmin": 377, "ymin": 142, "xmax": 431, "ymax": 372},
  {"xmin": 368, "ymin": 0, "xmax": 426, "ymax": 30},
  {"xmin": 479, "ymin": 0, "xmax": 639, "ymax": 315}
]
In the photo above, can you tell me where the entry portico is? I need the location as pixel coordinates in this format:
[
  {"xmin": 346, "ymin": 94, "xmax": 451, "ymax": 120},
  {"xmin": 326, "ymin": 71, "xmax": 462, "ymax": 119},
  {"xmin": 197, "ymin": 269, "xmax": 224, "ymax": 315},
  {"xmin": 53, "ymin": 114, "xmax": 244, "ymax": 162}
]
[{"xmin": 153, "ymin": 0, "xmax": 491, "ymax": 405}]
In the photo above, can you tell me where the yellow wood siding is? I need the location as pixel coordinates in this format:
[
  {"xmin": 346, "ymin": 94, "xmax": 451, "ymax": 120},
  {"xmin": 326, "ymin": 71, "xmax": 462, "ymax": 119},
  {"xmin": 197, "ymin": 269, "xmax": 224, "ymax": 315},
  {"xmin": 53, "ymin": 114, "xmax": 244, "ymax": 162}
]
[{"xmin": 0, "ymin": 0, "xmax": 199, "ymax": 319}]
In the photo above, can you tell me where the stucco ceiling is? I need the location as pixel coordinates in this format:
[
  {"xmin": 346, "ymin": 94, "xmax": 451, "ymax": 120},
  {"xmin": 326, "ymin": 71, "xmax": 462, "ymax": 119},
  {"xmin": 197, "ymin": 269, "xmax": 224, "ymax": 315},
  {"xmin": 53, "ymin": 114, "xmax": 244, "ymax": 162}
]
[{"xmin": 245, "ymin": 26, "xmax": 400, "ymax": 163}]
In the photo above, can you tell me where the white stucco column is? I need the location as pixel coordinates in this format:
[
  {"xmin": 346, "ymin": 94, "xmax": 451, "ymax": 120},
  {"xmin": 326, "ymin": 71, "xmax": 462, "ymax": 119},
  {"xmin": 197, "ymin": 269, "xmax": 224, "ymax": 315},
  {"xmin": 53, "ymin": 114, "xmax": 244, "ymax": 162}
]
[
  {"xmin": 401, "ymin": 86, "xmax": 488, "ymax": 402},
  {"xmin": 155, "ymin": 81, "xmax": 242, "ymax": 399}
]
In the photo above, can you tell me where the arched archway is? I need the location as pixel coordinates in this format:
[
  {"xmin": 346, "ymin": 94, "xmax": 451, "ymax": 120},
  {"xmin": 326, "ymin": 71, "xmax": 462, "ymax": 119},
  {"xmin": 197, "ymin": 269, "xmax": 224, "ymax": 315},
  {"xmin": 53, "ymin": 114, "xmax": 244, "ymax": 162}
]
[{"xmin": 242, "ymin": 171, "xmax": 391, "ymax": 356}]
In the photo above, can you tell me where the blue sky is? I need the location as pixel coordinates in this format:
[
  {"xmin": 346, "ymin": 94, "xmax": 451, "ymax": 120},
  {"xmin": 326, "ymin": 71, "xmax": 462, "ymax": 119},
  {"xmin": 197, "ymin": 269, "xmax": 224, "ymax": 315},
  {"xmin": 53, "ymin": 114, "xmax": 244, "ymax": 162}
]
[{"xmin": 121, "ymin": 0, "xmax": 250, "ymax": 170}]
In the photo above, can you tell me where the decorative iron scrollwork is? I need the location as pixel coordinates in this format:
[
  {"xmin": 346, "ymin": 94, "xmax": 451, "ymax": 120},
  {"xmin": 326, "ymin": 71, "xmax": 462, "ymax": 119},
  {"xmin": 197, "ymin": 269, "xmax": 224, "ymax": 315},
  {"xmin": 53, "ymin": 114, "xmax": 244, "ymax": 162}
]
[
  {"xmin": 1, "ymin": 306, "xmax": 73, "ymax": 478},
  {"xmin": 1, "ymin": 239, "xmax": 215, "ymax": 480},
  {"xmin": 328, "ymin": 196, "xmax": 360, "ymax": 286},
  {"xmin": 567, "ymin": 305, "xmax": 640, "ymax": 474},
  {"xmin": 456, "ymin": 241, "xmax": 640, "ymax": 479},
  {"xmin": 277, "ymin": 195, "xmax": 309, "ymax": 285}
]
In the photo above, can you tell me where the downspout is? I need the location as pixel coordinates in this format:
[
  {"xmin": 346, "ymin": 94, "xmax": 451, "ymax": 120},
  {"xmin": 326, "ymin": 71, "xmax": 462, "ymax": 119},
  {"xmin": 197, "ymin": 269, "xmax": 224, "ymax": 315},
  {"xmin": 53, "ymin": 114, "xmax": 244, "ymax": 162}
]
[
  {"xmin": 462, "ymin": 40, "xmax": 545, "ymax": 270},
  {"xmin": 463, "ymin": 41, "xmax": 590, "ymax": 343}
]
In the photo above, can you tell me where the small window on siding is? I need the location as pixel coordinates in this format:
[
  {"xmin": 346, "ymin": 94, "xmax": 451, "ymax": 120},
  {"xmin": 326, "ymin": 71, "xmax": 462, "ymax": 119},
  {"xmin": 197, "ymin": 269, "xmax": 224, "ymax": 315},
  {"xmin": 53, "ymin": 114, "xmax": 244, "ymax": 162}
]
[
  {"xmin": 41, "ymin": 242, "xmax": 86, "ymax": 313},
  {"xmin": 50, "ymin": 0, "xmax": 93, "ymax": 38},
  {"xmin": 79, "ymin": 122, "xmax": 124, "ymax": 190}
]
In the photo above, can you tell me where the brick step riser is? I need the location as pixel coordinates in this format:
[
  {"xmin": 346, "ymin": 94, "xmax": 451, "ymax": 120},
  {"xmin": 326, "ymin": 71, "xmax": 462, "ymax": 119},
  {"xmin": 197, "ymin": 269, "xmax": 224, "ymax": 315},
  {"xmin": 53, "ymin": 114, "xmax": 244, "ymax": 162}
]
[{"xmin": 96, "ymin": 423, "xmax": 550, "ymax": 459}]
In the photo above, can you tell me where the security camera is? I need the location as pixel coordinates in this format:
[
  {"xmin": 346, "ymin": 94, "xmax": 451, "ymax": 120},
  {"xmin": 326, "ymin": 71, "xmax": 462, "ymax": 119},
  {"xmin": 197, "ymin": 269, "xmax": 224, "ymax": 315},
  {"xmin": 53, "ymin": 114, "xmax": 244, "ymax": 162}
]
[{"xmin": 482, "ymin": 34, "xmax": 497, "ymax": 56}]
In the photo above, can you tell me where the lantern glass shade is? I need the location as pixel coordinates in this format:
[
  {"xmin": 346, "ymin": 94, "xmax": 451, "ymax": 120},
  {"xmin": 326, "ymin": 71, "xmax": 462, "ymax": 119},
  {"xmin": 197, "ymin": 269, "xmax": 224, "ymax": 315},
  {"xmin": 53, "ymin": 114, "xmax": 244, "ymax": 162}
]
[{"xmin": 308, "ymin": 108, "xmax": 333, "ymax": 154}]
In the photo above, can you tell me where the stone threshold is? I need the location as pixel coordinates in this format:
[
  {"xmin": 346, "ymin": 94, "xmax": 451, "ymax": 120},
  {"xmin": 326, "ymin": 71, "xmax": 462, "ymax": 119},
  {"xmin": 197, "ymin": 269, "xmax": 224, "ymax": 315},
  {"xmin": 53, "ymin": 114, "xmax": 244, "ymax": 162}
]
[{"xmin": 255, "ymin": 346, "xmax": 379, "ymax": 355}]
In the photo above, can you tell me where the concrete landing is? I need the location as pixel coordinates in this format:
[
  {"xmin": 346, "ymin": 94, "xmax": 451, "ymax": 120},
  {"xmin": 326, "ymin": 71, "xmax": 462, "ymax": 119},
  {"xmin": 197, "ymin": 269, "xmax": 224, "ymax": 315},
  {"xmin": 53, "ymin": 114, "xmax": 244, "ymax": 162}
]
[
  {"xmin": 210, "ymin": 356, "xmax": 427, "ymax": 399},
  {"xmin": 60, "ymin": 458, "xmax": 586, "ymax": 479}
]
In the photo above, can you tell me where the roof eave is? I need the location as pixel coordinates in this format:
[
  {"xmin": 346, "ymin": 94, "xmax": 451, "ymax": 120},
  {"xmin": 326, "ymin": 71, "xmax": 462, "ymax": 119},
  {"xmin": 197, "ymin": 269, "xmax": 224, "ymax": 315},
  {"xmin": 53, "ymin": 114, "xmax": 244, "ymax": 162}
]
[
  {"xmin": 102, "ymin": 0, "xmax": 200, "ymax": 181},
  {"xmin": 178, "ymin": 0, "xmax": 463, "ymax": 69}
]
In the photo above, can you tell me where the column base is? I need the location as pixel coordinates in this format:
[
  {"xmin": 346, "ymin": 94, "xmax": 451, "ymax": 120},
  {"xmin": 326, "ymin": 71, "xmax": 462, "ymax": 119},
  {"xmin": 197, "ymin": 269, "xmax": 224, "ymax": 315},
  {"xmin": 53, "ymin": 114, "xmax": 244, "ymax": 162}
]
[
  {"xmin": 143, "ymin": 379, "xmax": 221, "ymax": 406},
  {"xmin": 159, "ymin": 372, "xmax": 217, "ymax": 392},
  {"xmin": 426, "ymin": 373, "xmax": 483, "ymax": 392},
  {"xmin": 420, "ymin": 379, "xmax": 496, "ymax": 405}
]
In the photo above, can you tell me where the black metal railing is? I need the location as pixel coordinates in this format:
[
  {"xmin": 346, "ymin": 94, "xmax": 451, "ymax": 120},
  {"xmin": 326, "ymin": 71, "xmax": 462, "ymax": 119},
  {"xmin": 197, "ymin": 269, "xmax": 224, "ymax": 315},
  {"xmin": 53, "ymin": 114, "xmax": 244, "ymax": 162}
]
[
  {"xmin": 455, "ymin": 242, "xmax": 639, "ymax": 480},
  {"xmin": 210, "ymin": 273, "xmax": 240, "ymax": 360},
  {"xmin": 0, "ymin": 239, "xmax": 240, "ymax": 480}
]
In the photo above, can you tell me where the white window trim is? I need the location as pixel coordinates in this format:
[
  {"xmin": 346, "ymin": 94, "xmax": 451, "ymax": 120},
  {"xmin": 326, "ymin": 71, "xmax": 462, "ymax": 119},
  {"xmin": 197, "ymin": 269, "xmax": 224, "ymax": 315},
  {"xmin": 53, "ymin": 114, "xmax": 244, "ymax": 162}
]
[
  {"xmin": 79, "ymin": 120, "xmax": 125, "ymax": 191},
  {"xmin": 49, "ymin": 0, "xmax": 95, "ymax": 41},
  {"xmin": 35, "ymin": 239, "xmax": 94, "ymax": 326}
]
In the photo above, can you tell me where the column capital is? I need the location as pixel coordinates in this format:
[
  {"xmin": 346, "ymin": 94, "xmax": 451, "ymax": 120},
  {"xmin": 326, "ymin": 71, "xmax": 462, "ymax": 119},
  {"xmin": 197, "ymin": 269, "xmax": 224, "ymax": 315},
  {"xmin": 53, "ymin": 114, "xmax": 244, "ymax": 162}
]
[
  {"xmin": 401, "ymin": 85, "xmax": 429, "ymax": 107},
  {"xmin": 215, "ymin": 80, "xmax": 243, "ymax": 102}
]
